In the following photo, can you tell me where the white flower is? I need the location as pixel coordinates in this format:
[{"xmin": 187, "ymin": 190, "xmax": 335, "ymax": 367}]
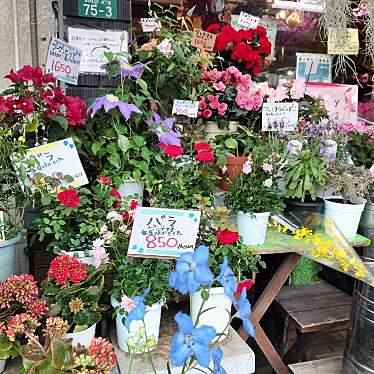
[
  {"xmin": 100, "ymin": 224, "xmax": 108, "ymax": 236},
  {"xmin": 119, "ymin": 225, "xmax": 128, "ymax": 233},
  {"xmin": 242, "ymin": 161, "xmax": 252, "ymax": 175},
  {"xmin": 222, "ymin": 165, "xmax": 228, "ymax": 174},
  {"xmin": 264, "ymin": 178, "xmax": 273, "ymax": 187},
  {"xmin": 102, "ymin": 231, "xmax": 113, "ymax": 242},
  {"xmin": 370, "ymin": 164, "xmax": 374, "ymax": 177},
  {"xmin": 106, "ymin": 211, "xmax": 123, "ymax": 222}
]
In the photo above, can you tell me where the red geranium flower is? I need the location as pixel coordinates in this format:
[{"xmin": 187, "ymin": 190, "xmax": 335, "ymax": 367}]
[
  {"xmin": 161, "ymin": 144, "xmax": 184, "ymax": 158},
  {"xmin": 98, "ymin": 176, "xmax": 112, "ymax": 185},
  {"xmin": 231, "ymin": 42, "xmax": 253, "ymax": 63},
  {"xmin": 195, "ymin": 151, "xmax": 215, "ymax": 163},
  {"xmin": 194, "ymin": 142, "xmax": 212, "ymax": 152},
  {"xmin": 57, "ymin": 189, "xmax": 80, "ymax": 207},
  {"xmin": 236, "ymin": 280, "xmax": 254, "ymax": 295},
  {"xmin": 49, "ymin": 255, "xmax": 88, "ymax": 285},
  {"xmin": 216, "ymin": 229, "xmax": 240, "ymax": 245}
]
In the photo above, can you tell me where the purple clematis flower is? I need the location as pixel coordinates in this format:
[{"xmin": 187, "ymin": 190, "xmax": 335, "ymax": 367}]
[
  {"xmin": 90, "ymin": 95, "xmax": 141, "ymax": 120},
  {"xmin": 145, "ymin": 111, "xmax": 181, "ymax": 146},
  {"xmin": 121, "ymin": 63, "xmax": 144, "ymax": 78}
]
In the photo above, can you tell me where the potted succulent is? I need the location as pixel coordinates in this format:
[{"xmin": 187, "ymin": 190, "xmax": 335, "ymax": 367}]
[
  {"xmin": 110, "ymin": 257, "xmax": 175, "ymax": 353},
  {"xmin": 325, "ymin": 161, "xmax": 374, "ymax": 239},
  {"xmin": 282, "ymin": 149, "xmax": 328, "ymax": 213},
  {"xmin": 225, "ymin": 146, "xmax": 284, "ymax": 245},
  {"xmin": 42, "ymin": 255, "xmax": 107, "ymax": 347}
]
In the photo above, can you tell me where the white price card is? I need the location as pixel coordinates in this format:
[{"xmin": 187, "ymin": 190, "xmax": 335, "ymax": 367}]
[
  {"xmin": 238, "ymin": 12, "xmax": 260, "ymax": 29},
  {"xmin": 172, "ymin": 100, "xmax": 199, "ymax": 118},
  {"xmin": 140, "ymin": 18, "xmax": 162, "ymax": 32},
  {"xmin": 262, "ymin": 102, "xmax": 299, "ymax": 131}
]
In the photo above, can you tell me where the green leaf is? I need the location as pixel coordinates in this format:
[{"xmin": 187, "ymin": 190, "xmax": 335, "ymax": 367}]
[
  {"xmin": 73, "ymin": 324, "xmax": 89, "ymax": 333},
  {"xmin": 54, "ymin": 116, "xmax": 69, "ymax": 131},
  {"xmin": 137, "ymin": 78, "xmax": 148, "ymax": 92},
  {"xmin": 91, "ymin": 142, "xmax": 101, "ymax": 156},
  {"xmin": 0, "ymin": 334, "xmax": 12, "ymax": 352},
  {"xmin": 51, "ymin": 339, "xmax": 70, "ymax": 369},
  {"xmin": 118, "ymin": 135, "xmax": 131, "ymax": 153},
  {"xmin": 108, "ymin": 154, "xmax": 120, "ymax": 169},
  {"xmin": 133, "ymin": 136, "xmax": 145, "ymax": 147},
  {"xmin": 224, "ymin": 138, "xmax": 238, "ymax": 150},
  {"xmin": 34, "ymin": 359, "xmax": 53, "ymax": 374}
]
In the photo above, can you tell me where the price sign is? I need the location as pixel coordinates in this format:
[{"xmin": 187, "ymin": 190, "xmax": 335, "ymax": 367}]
[
  {"xmin": 296, "ymin": 53, "xmax": 333, "ymax": 83},
  {"xmin": 78, "ymin": 0, "xmax": 117, "ymax": 20},
  {"xmin": 328, "ymin": 28, "xmax": 359, "ymax": 55},
  {"xmin": 128, "ymin": 208, "xmax": 201, "ymax": 258},
  {"xmin": 140, "ymin": 18, "xmax": 161, "ymax": 32},
  {"xmin": 172, "ymin": 100, "xmax": 199, "ymax": 118},
  {"xmin": 262, "ymin": 102, "xmax": 299, "ymax": 131},
  {"xmin": 191, "ymin": 29, "xmax": 216, "ymax": 51},
  {"xmin": 238, "ymin": 12, "xmax": 260, "ymax": 29},
  {"xmin": 45, "ymin": 37, "xmax": 81, "ymax": 85}
]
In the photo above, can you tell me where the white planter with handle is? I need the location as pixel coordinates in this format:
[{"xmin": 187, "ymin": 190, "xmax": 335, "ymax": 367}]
[
  {"xmin": 111, "ymin": 296, "xmax": 162, "ymax": 353},
  {"xmin": 325, "ymin": 197, "xmax": 366, "ymax": 239},
  {"xmin": 64, "ymin": 323, "xmax": 96, "ymax": 348},
  {"xmin": 0, "ymin": 235, "xmax": 21, "ymax": 281},
  {"xmin": 204, "ymin": 121, "xmax": 238, "ymax": 141},
  {"xmin": 0, "ymin": 359, "xmax": 5, "ymax": 373},
  {"xmin": 237, "ymin": 212, "xmax": 270, "ymax": 245},
  {"xmin": 118, "ymin": 180, "xmax": 145, "ymax": 206},
  {"xmin": 190, "ymin": 287, "xmax": 232, "ymax": 342},
  {"xmin": 62, "ymin": 250, "xmax": 95, "ymax": 266}
]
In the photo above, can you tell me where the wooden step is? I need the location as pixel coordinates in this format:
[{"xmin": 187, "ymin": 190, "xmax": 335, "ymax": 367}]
[{"xmin": 288, "ymin": 356, "xmax": 342, "ymax": 374}]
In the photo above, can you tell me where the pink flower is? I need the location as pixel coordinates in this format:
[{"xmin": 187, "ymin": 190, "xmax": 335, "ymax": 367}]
[
  {"xmin": 238, "ymin": 74, "xmax": 252, "ymax": 89},
  {"xmin": 213, "ymin": 81, "xmax": 226, "ymax": 91},
  {"xmin": 227, "ymin": 66, "xmax": 241, "ymax": 78},
  {"xmin": 370, "ymin": 165, "xmax": 374, "ymax": 177},
  {"xmin": 100, "ymin": 224, "xmax": 108, "ymax": 236},
  {"xmin": 242, "ymin": 161, "xmax": 252, "ymax": 174},
  {"xmin": 290, "ymin": 79, "xmax": 306, "ymax": 100},
  {"xmin": 264, "ymin": 178, "xmax": 273, "ymax": 187},
  {"xmin": 120, "ymin": 295, "xmax": 135, "ymax": 312},
  {"xmin": 92, "ymin": 238, "xmax": 109, "ymax": 268},
  {"xmin": 208, "ymin": 95, "xmax": 220, "ymax": 110},
  {"xmin": 202, "ymin": 109, "xmax": 212, "ymax": 118},
  {"xmin": 106, "ymin": 211, "xmax": 123, "ymax": 222},
  {"xmin": 199, "ymin": 97, "xmax": 207, "ymax": 110},
  {"xmin": 218, "ymin": 102, "xmax": 228, "ymax": 116},
  {"xmin": 266, "ymin": 86, "xmax": 289, "ymax": 103},
  {"xmin": 201, "ymin": 69, "xmax": 222, "ymax": 82},
  {"xmin": 262, "ymin": 163, "xmax": 273, "ymax": 172}
]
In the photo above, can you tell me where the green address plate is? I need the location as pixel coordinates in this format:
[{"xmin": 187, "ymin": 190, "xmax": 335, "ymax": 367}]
[{"xmin": 78, "ymin": 0, "xmax": 118, "ymax": 20}]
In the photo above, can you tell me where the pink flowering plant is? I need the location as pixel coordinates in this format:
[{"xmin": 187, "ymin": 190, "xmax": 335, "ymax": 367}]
[{"xmin": 198, "ymin": 67, "xmax": 264, "ymax": 129}]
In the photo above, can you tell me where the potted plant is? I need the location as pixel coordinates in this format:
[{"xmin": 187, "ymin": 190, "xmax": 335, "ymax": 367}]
[
  {"xmin": 42, "ymin": 255, "xmax": 107, "ymax": 347},
  {"xmin": 225, "ymin": 146, "xmax": 284, "ymax": 245},
  {"xmin": 110, "ymin": 257, "xmax": 175, "ymax": 353},
  {"xmin": 282, "ymin": 149, "xmax": 328, "ymax": 213},
  {"xmin": 325, "ymin": 161, "xmax": 374, "ymax": 239}
]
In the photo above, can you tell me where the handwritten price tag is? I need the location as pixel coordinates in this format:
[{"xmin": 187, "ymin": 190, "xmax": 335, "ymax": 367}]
[
  {"xmin": 328, "ymin": 28, "xmax": 359, "ymax": 55},
  {"xmin": 140, "ymin": 18, "xmax": 161, "ymax": 32},
  {"xmin": 172, "ymin": 100, "xmax": 199, "ymax": 118},
  {"xmin": 128, "ymin": 207, "xmax": 201, "ymax": 258},
  {"xmin": 262, "ymin": 102, "xmax": 299, "ymax": 131},
  {"xmin": 191, "ymin": 29, "xmax": 216, "ymax": 51},
  {"xmin": 46, "ymin": 37, "xmax": 81, "ymax": 85},
  {"xmin": 238, "ymin": 12, "xmax": 260, "ymax": 29}
]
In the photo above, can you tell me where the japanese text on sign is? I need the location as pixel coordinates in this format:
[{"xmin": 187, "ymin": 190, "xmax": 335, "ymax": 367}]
[
  {"xmin": 191, "ymin": 29, "xmax": 216, "ymax": 51},
  {"xmin": 328, "ymin": 28, "xmax": 359, "ymax": 55},
  {"xmin": 140, "ymin": 18, "xmax": 162, "ymax": 32},
  {"xmin": 172, "ymin": 100, "xmax": 199, "ymax": 118},
  {"xmin": 238, "ymin": 12, "xmax": 260, "ymax": 29},
  {"xmin": 262, "ymin": 102, "xmax": 299, "ymax": 131},
  {"xmin": 128, "ymin": 208, "xmax": 201, "ymax": 258},
  {"xmin": 296, "ymin": 53, "xmax": 332, "ymax": 83},
  {"xmin": 45, "ymin": 37, "xmax": 81, "ymax": 85},
  {"xmin": 78, "ymin": 0, "xmax": 118, "ymax": 20}
]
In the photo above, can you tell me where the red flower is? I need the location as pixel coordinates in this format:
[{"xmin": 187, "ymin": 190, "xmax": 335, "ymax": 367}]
[
  {"xmin": 49, "ymin": 255, "xmax": 88, "ymax": 286},
  {"xmin": 123, "ymin": 200, "xmax": 139, "ymax": 223},
  {"xmin": 64, "ymin": 96, "xmax": 87, "ymax": 126},
  {"xmin": 201, "ymin": 109, "xmax": 212, "ymax": 119},
  {"xmin": 18, "ymin": 65, "xmax": 35, "ymax": 81},
  {"xmin": 206, "ymin": 24, "xmax": 221, "ymax": 34},
  {"xmin": 215, "ymin": 33, "xmax": 232, "ymax": 51},
  {"xmin": 15, "ymin": 97, "xmax": 34, "ymax": 115},
  {"xmin": 5, "ymin": 70, "xmax": 20, "ymax": 83},
  {"xmin": 194, "ymin": 142, "xmax": 212, "ymax": 152},
  {"xmin": 162, "ymin": 144, "xmax": 184, "ymax": 158},
  {"xmin": 195, "ymin": 151, "xmax": 215, "ymax": 163},
  {"xmin": 236, "ymin": 280, "xmax": 254, "ymax": 295},
  {"xmin": 0, "ymin": 97, "xmax": 12, "ymax": 115},
  {"xmin": 231, "ymin": 42, "xmax": 253, "ymax": 63},
  {"xmin": 98, "ymin": 176, "xmax": 112, "ymax": 185},
  {"xmin": 110, "ymin": 189, "xmax": 121, "ymax": 200},
  {"xmin": 57, "ymin": 189, "xmax": 80, "ymax": 207},
  {"xmin": 255, "ymin": 26, "xmax": 267, "ymax": 37},
  {"xmin": 216, "ymin": 229, "xmax": 240, "ymax": 245}
]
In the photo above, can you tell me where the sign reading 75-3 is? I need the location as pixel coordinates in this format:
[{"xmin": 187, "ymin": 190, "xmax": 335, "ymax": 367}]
[{"xmin": 78, "ymin": 0, "xmax": 118, "ymax": 20}]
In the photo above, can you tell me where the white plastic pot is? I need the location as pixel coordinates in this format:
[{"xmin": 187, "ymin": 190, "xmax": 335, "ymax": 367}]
[
  {"xmin": 0, "ymin": 359, "xmax": 6, "ymax": 373},
  {"xmin": 190, "ymin": 287, "xmax": 232, "ymax": 342},
  {"xmin": 62, "ymin": 250, "xmax": 95, "ymax": 266},
  {"xmin": 111, "ymin": 296, "xmax": 162, "ymax": 353},
  {"xmin": 237, "ymin": 212, "xmax": 270, "ymax": 245},
  {"xmin": 204, "ymin": 121, "xmax": 238, "ymax": 141},
  {"xmin": 64, "ymin": 324, "xmax": 96, "ymax": 348},
  {"xmin": 325, "ymin": 197, "xmax": 366, "ymax": 239},
  {"xmin": 0, "ymin": 235, "xmax": 21, "ymax": 281},
  {"xmin": 118, "ymin": 180, "xmax": 145, "ymax": 206}
]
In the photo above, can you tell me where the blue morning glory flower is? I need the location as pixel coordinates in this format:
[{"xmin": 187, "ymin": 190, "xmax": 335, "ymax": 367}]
[
  {"xmin": 218, "ymin": 257, "xmax": 237, "ymax": 301},
  {"xmin": 124, "ymin": 287, "xmax": 150, "ymax": 330},
  {"xmin": 234, "ymin": 289, "xmax": 254, "ymax": 337},
  {"xmin": 212, "ymin": 347, "xmax": 227, "ymax": 374},
  {"xmin": 145, "ymin": 111, "xmax": 181, "ymax": 146},
  {"xmin": 169, "ymin": 245, "xmax": 214, "ymax": 294},
  {"xmin": 90, "ymin": 95, "xmax": 141, "ymax": 120},
  {"xmin": 171, "ymin": 312, "xmax": 216, "ymax": 368},
  {"xmin": 121, "ymin": 63, "xmax": 143, "ymax": 78}
]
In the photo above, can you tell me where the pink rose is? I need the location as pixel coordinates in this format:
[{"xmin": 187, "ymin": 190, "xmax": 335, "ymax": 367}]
[
  {"xmin": 264, "ymin": 178, "xmax": 273, "ymax": 187},
  {"xmin": 242, "ymin": 161, "xmax": 252, "ymax": 174},
  {"xmin": 238, "ymin": 74, "xmax": 252, "ymax": 89}
]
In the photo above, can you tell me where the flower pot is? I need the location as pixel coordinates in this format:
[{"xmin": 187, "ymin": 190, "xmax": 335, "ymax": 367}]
[
  {"xmin": 61, "ymin": 250, "xmax": 95, "ymax": 266},
  {"xmin": 325, "ymin": 197, "xmax": 366, "ymax": 239},
  {"xmin": 190, "ymin": 287, "xmax": 231, "ymax": 342},
  {"xmin": 284, "ymin": 197, "xmax": 324, "ymax": 214},
  {"xmin": 0, "ymin": 235, "xmax": 21, "ymax": 281},
  {"xmin": 237, "ymin": 212, "xmax": 270, "ymax": 245},
  {"xmin": 204, "ymin": 121, "xmax": 238, "ymax": 141},
  {"xmin": 118, "ymin": 180, "xmax": 144, "ymax": 206},
  {"xmin": 64, "ymin": 323, "xmax": 96, "ymax": 348},
  {"xmin": 0, "ymin": 359, "xmax": 5, "ymax": 373},
  {"xmin": 359, "ymin": 201, "xmax": 374, "ymax": 260},
  {"xmin": 111, "ymin": 297, "xmax": 162, "ymax": 353},
  {"xmin": 219, "ymin": 156, "xmax": 248, "ymax": 191}
]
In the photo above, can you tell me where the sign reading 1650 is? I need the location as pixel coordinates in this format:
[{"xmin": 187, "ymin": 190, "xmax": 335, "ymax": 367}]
[{"xmin": 77, "ymin": 0, "xmax": 118, "ymax": 20}]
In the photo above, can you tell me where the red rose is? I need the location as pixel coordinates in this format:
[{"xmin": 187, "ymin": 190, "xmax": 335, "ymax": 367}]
[
  {"xmin": 202, "ymin": 109, "xmax": 212, "ymax": 119},
  {"xmin": 194, "ymin": 142, "xmax": 212, "ymax": 152},
  {"xmin": 57, "ymin": 189, "xmax": 80, "ymax": 207},
  {"xmin": 162, "ymin": 144, "xmax": 184, "ymax": 158},
  {"xmin": 98, "ymin": 176, "xmax": 112, "ymax": 185},
  {"xmin": 236, "ymin": 280, "xmax": 254, "ymax": 295},
  {"xmin": 123, "ymin": 199, "xmax": 139, "ymax": 223},
  {"xmin": 206, "ymin": 24, "xmax": 221, "ymax": 34},
  {"xmin": 216, "ymin": 229, "xmax": 239, "ymax": 245},
  {"xmin": 221, "ymin": 25, "xmax": 242, "ymax": 43},
  {"xmin": 195, "ymin": 151, "xmax": 215, "ymax": 163}
]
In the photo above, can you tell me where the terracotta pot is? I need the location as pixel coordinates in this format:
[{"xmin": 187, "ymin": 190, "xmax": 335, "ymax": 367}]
[{"xmin": 219, "ymin": 156, "xmax": 248, "ymax": 191}]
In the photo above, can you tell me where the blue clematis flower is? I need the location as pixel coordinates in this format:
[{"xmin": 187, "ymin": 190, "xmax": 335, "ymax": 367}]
[
  {"xmin": 145, "ymin": 111, "xmax": 181, "ymax": 146},
  {"xmin": 124, "ymin": 287, "xmax": 150, "ymax": 330},
  {"xmin": 212, "ymin": 347, "xmax": 227, "ymax": 374},
  {"xmin": 234, "ymin": 289, "xmax": 254, "ymax": 337},
  {"xmin": 171, "ymin": 312, "xmax": 216, "ymax": 368},
  {"xmin": 169, "ymin": 245, "xmax": 214, "ymax": 294},
  {"xmin": 218, "ymin": 257, "xmax": 237, "ymax": 301},
  {"xmin": 121, "ymin": 63, "xmax": 143, "ymax": 78},
  {"xmin": 90, "ymin": 95, "xmax": 141, "ymax": 120}
]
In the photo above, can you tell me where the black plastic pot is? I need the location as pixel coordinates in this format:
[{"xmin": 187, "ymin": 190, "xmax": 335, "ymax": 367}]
[{"xmin": 284, "ymin": 196, "xmax": 324, "ymax": 214}]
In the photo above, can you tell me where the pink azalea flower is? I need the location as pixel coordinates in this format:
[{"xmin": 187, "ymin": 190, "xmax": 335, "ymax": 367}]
[
  {"xmin": 264, "ymin": 178, "xmax": 273, "ymax": 187},
  {"xmin": 213, "ymin": 81, "xmax": 226, "ymax": 91},
  {"xmin": 199, "ymin": 97, "xmax": 207, "ymax": 110},
  {"xmin": 120, "ymin": 295, "xmax": 135, "ymax": 312},
  {"xmin": 262, "ymin": 163, "xmax": 273, "ymax": 172},
  {"xmin": 218, "ymin": 102, "xmax": 228, "ymax": 116},
  {"xmin": 266, "ymin": 86, "xmax": 289, "ymax": 103}
]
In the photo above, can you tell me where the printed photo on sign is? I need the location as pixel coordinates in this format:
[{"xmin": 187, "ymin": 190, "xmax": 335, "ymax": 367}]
[
  {"xmin": 68, "ymin": 28, "xmax": 128, "ymax": 73},
  {"xmin": 262, "ymin": 102, "xmax": 299, "ymax": 131},
  {"xmin": 128, "ymin": 207, "xmax": 201, "ymax": 258},
  {"xmin": 296, "ymin": 53, "xmax": 332, "ymax": 83},
  {"xmin": 172, "ymin": 100, "xmax": 199, "ymax": 118},
  {"xmin": 19, "ymin": 138, "xmax": 88, "ymax": 190},
  {"xmin": 45, "ymin": 37, "xmax": 82, "ymax": 85},
  {"xmin": 328, "ymin": 28, "xmax": 359, "ymax": 55},
  {"xmin": 191, "ymin": 29, "xmax": 216, "ymax": 51},
  {"xmin": 140, "ymin": 18, "xmax": 162, "ymax": 32}
]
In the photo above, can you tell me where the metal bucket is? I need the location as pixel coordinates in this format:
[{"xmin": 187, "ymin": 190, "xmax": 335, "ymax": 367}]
[{"xmin": 342, "ymin": 262, "xmax": 374, "ymax": 373}]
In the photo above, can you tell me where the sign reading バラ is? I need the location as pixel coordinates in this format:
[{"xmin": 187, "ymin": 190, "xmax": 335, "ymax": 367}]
[
  {"xmin": 128, "ymin": 207, "xmax": 201, "ymax": 258},
  {"xmin": 45, "ymin": 37, "xmax": 82, "ymax": 85},
  {"xmin": 140, "ymin": 18, "xmax": 162, "ymax": 32},
  {"xmin": 22, "ymin": 138, "xmax": 88, "ymax": 189},
  {"xmin": 238, "ymin": 12, "xmax": 260, "ymax": 29},
  {"xmin": 172, "ymin": 100, "xmax": 199, "ymax": 118},
  {"xmin": 262, "ymin": 102, "xmax": 299, "ymax": 131},
  {"xmin": 191, "ymin": 29, "xmax": 217, "ymax": 51},
  {"xmin": 77, "ymin": 0, "xmax": 118, "ymax": 20},
  {"xmin": 296, "ymin": 53, "xmax": 333, "ymax": 83},
  {"xmin": 328, "ymin": 28, "xmax": 359, "ymax": 55}
]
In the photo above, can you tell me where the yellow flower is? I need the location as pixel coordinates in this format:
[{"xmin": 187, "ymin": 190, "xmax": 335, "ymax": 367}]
[{"xmin": 69, "ymin": 298, "xmax": 85, "ymax": 314}]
